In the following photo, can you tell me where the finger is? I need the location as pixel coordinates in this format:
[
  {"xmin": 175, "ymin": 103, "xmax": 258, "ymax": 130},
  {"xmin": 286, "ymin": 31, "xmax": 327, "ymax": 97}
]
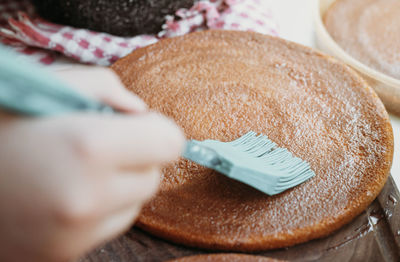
[
  {"xmin": 99, "ymin": 85, "xmax": 148, "ymax": 114},
  {"xmin": 55, "ymin": 66, "xmax": 147, "ymax": 113},
  {"xmin": 67, "ymin": 112, "xmax": 185, "ymax": 168},
  {"xmin": 93, "ymin": 168, "xmax": 160, "ymax": 216},
  {"xmin": 81, "ymin": 68, "xmax": 147, "ymax": 113}
]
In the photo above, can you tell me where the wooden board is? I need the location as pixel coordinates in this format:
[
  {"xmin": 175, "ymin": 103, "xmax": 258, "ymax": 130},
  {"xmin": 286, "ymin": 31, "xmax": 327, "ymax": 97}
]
[{"xmin": 81, "ymin": 176, "xmax": 400, "ymax": 262}]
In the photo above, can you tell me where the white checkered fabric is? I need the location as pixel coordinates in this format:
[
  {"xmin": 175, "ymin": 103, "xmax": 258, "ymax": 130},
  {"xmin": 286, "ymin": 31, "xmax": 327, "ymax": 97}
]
[{"xmin": 0, "ymin": 0, "xmax": 279, "ymax": 66}]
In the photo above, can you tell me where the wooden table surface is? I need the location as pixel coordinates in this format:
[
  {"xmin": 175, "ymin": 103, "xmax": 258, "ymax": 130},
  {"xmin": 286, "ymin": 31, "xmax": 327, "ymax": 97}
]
[{"xmin": 81, "ymin": 176, "xmax": 400, "ymax": 262}]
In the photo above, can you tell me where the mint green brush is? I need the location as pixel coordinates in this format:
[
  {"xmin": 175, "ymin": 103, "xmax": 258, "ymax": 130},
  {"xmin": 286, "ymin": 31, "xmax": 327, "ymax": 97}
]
[
  {"xmin": 0, "ymin": 48, "xmax": 115, "ymax": 116},
  {"xmin": 0, "ymin": 47, "xmax": 315, "ymax": 196},
  {"xmin": 183, "ymin": 133, "xmax": 315, "ymax": 195}
]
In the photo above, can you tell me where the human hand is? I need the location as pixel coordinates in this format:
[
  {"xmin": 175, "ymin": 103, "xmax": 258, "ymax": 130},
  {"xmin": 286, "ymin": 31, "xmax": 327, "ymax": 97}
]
[
  {"xmin": 0, "ymin": 67, "xmax": 185, "ymax": 262},
  {"xmin": 55, "ymin": 66, "xmax": 148, "ymax": 113}
]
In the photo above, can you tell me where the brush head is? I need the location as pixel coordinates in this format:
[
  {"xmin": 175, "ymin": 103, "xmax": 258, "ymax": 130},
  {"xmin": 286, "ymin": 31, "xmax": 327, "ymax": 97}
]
[{"xmin": 183, "ymin": 131, "xmax": 315, "ymax": 195}]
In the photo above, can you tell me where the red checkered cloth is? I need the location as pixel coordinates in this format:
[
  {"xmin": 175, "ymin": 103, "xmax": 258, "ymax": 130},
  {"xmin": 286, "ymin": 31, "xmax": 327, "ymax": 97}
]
[
  {"xmin": 0, "ymin": 0, "xmax": 279, "ymax": 66},
  {"xmin": 0, "ymin": 0, "xmax": 57, "ymax": 64}
]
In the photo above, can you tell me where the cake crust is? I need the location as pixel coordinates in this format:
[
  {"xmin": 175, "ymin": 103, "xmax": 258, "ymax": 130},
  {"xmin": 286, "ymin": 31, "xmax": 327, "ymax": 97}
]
[
  {"xmin": 168, "ymin": 254, "xmax": 282, "ymax": 262},
  {"xmin": 112, "ymin": 30, "xmax": 393, "ymax": 251}
]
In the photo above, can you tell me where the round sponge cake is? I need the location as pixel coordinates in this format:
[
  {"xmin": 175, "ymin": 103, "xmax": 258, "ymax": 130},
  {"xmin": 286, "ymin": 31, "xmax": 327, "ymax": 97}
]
[{"xmin": 112, "ymin": 30, "xmax": 393, "ymax": 251}]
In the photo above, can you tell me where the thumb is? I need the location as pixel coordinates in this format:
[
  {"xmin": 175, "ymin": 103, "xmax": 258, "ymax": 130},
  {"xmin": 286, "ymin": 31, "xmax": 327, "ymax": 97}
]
[{"xmin": 63, "ymin": 112, "xmax": 186, "ymax": 168}]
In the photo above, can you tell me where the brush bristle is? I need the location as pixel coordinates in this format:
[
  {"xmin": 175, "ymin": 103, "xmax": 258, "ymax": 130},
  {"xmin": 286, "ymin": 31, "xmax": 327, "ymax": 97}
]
[{"xmin": 184, "ymin": 131, "xmax": 315, "ymax": 195}]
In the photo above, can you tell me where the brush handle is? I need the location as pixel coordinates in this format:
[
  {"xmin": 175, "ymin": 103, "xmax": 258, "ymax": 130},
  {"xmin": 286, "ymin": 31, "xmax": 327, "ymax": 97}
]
[
  {"xmin": 183, "ymin": 140, "xmax": 232, "ymax": 175},
  {"xmin": 0, "ymin": 47, "xmax": 115, "ymax": 116}
]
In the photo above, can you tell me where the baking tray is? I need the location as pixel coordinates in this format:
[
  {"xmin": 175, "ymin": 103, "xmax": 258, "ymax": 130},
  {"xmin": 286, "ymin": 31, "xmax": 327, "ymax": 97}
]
[
  {"xmin": 314, "ymin": 0, "xmax": 400, "ymax": 116},
  {"xmin": 81, "ymin": 176, "xmax": 400, "ymax": 262}
]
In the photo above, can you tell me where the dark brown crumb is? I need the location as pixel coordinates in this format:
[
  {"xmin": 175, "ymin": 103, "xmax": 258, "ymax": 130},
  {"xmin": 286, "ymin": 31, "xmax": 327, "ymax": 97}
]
[{"xmin": 32, "ymin": 0, "xmax": 195, "ymax": 36}]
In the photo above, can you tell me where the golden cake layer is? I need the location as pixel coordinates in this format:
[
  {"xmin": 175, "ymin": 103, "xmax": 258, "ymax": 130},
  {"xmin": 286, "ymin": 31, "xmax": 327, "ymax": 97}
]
[{"xmin": 112, "ymin": 30, "xmax": 393, "ymax": 251}]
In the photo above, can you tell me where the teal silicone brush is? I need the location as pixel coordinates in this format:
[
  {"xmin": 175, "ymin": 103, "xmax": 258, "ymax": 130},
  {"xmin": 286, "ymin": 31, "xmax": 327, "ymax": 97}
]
[
  {"xmin": 183, "ymin": 133, "xmax": 315, "ymax": 195},
  {"xmin": 0, "ymin": 47, "xmax": 315, "ymax": 196}
]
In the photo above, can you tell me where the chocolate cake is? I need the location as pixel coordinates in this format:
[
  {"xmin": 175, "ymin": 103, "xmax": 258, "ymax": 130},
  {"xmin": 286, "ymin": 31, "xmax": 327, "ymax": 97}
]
[
  {"xmin": 112, "ymin": 30, "xmax": 393, "ymax": 251},
  {"xmin": 324, "ymin": 0, "xmax": 400, "ymax": 79},
  {"xmin": 32, "ymin": 0, "xmax": 196, "ymax": 36}
]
